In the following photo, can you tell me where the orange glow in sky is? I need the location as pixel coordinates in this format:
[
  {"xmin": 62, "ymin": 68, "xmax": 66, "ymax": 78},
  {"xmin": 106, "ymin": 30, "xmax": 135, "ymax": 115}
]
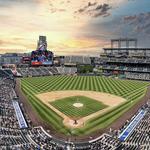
[{"xmin": 0, "ymin": 0, "xmax": 149, "ymax": 56}]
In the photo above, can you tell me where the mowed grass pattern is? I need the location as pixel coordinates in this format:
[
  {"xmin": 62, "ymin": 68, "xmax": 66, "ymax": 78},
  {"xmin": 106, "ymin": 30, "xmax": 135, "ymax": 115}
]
[
  {"xmin": 21, "ymin": 76, "xmax": 149, "ymax": 100},
  {"xmin": 50, "ymin": 96, "xmax": 108, "ymax": 118},
  {"xmin": 21, "ymin": 76, "xmax": 149, "ymax": 136}
]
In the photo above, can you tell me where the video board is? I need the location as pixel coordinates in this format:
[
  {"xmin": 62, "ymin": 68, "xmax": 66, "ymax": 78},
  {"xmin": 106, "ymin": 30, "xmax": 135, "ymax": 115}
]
[{"xmin": 31, "ymin": 50, "xmax": 53, "ymax": 66}]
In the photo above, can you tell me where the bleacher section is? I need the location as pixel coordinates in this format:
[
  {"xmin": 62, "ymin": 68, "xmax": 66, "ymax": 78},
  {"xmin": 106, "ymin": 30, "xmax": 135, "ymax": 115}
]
[
  {"xmin": 97, "ymin": 49, "xmax": 150, "ymax": 80},
  {"xmin": 64, "ymin": 56, "xmax": 91, "ymax": 65},
  {"xmin": 125, "ymin": 72, "xmax": 150, "ymax": 81},
  {"xmin": 17, "ymin": 67, "xmax": 77, "ymax": 77},
  {"xmin": 116, "ymin": 104, "xmax": 150, "ymax": 150},
  {"xmin": 101, "ymin": 65, "xmax": 150, "ymax": 73},
  {"xmin": 0, "ymin": 69, "xmax": 13, "ymax": 78}
]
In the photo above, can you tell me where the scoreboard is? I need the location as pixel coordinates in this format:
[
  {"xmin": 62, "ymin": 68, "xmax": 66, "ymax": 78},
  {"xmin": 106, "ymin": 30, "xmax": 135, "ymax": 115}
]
[{"xmin": 31, "ymin": 50, "xmax": 53, "ymax": 66}]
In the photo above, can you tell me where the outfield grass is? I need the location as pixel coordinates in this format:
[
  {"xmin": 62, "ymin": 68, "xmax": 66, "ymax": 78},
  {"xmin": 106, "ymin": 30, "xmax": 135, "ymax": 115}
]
[
  {"xmin": 50, "ymin": 96, "xmax": 108, "ymax": 118},
  {"xmin": 21, "ymin": 76, "xmax": 149, "ymax": 136}
]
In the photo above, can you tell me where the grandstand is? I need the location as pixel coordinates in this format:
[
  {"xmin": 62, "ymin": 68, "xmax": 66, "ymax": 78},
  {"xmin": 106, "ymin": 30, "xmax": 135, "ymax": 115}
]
[
  {"xmin": 64, "ymin": 56, "xmax": 91, "ymax": 66},
  {"xmin": 0, "ymin": 69, "xmax": 13, "ymax": 79},
  {"xmin": 16, "ymin": 66, "xmax": 77, "ymax": 77},
  {"xmin": 97, "ymin": 38, "xmax": 150, "ymax": 80}
]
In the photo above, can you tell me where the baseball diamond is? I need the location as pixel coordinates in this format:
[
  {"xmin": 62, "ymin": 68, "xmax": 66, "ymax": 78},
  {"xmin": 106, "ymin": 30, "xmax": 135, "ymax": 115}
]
[{"xmin": 21, "ymin": 75, "xmax": 149, "ymax": 136}]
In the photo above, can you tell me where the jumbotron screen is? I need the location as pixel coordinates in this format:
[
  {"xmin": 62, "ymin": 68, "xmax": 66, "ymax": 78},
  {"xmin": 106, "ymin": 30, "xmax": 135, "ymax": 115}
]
[{"xmin": 31, "ymin": 50, "xmax": 53, "ymax": 66}]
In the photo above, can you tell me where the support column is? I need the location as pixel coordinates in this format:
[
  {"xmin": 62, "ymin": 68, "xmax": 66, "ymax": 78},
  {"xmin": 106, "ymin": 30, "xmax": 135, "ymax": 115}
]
[
  {"xmin": 118, "ymin": 40, "xmax": 121, "ymax": 48},
  {"xmin": 126, "ymin": 40, "xmax": 129, "ymax": 48}
]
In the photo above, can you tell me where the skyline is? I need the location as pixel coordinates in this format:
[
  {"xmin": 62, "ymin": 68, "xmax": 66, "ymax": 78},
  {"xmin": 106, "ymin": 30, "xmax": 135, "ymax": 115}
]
[{"xmin": 0, "ymin": 0, "xmax": 150, "ymax": 56}]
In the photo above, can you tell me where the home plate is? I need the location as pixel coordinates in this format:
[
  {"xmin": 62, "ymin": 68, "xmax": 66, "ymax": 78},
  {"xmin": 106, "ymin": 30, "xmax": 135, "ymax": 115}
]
[{"xmin": 73, "ymin": 103, "xmax": 83, "ymax": 108}]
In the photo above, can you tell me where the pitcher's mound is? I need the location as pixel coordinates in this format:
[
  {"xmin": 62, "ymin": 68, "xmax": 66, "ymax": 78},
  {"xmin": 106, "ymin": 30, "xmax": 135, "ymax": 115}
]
[
  {"xmin": 63, "ymin": 118, "xmax": 84, "ymax": 128},
  {"xmin": 73, "ymin": 103, "xmax": 83, "ymax": 108}
]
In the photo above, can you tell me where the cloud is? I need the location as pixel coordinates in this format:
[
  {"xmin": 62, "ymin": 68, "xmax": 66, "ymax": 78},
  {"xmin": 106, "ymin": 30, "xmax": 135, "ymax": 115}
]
[
  {"xmin": 75, "ymin": 2, "xmax": 111, "ymax": 18},
  {"xmin": 88, "ymin": 2, "xmax": 97, "ymax": 7},
  {"xmin": 75, "ymin": 2, "xmax": 97, "ymax": 13},
  {"xmin": 93, "ymin": 4, "xmax": 111, "ymax": 18},
  {"xmin": 48, "ymin": 0, "xmax": 125, "ymax": 18},
  {"xmin": 49, "ymin": 8, "xmax": 66, "ymax": 13},
  {"xmin": 123, "ymin": 12, "xmax": 150, "ymax": 34}
]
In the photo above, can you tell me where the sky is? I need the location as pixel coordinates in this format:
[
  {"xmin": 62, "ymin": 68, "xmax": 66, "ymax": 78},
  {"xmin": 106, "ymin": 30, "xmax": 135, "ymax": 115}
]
[{"xmin": 0, "ymin": 0, "xmax": 150, "ymax": 56}]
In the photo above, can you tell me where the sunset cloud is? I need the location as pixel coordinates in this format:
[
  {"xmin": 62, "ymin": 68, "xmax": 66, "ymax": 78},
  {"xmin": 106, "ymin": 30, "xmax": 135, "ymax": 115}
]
[{"xmin": 75, "ymin": 3, "xmax": 112, "ymax": 18}]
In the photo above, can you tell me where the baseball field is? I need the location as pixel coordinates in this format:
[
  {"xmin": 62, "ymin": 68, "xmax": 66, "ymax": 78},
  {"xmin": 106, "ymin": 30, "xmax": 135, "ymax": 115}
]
[{"xmin": 21, "ymin": 75, "xmax": 149, "ymax": 136}]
